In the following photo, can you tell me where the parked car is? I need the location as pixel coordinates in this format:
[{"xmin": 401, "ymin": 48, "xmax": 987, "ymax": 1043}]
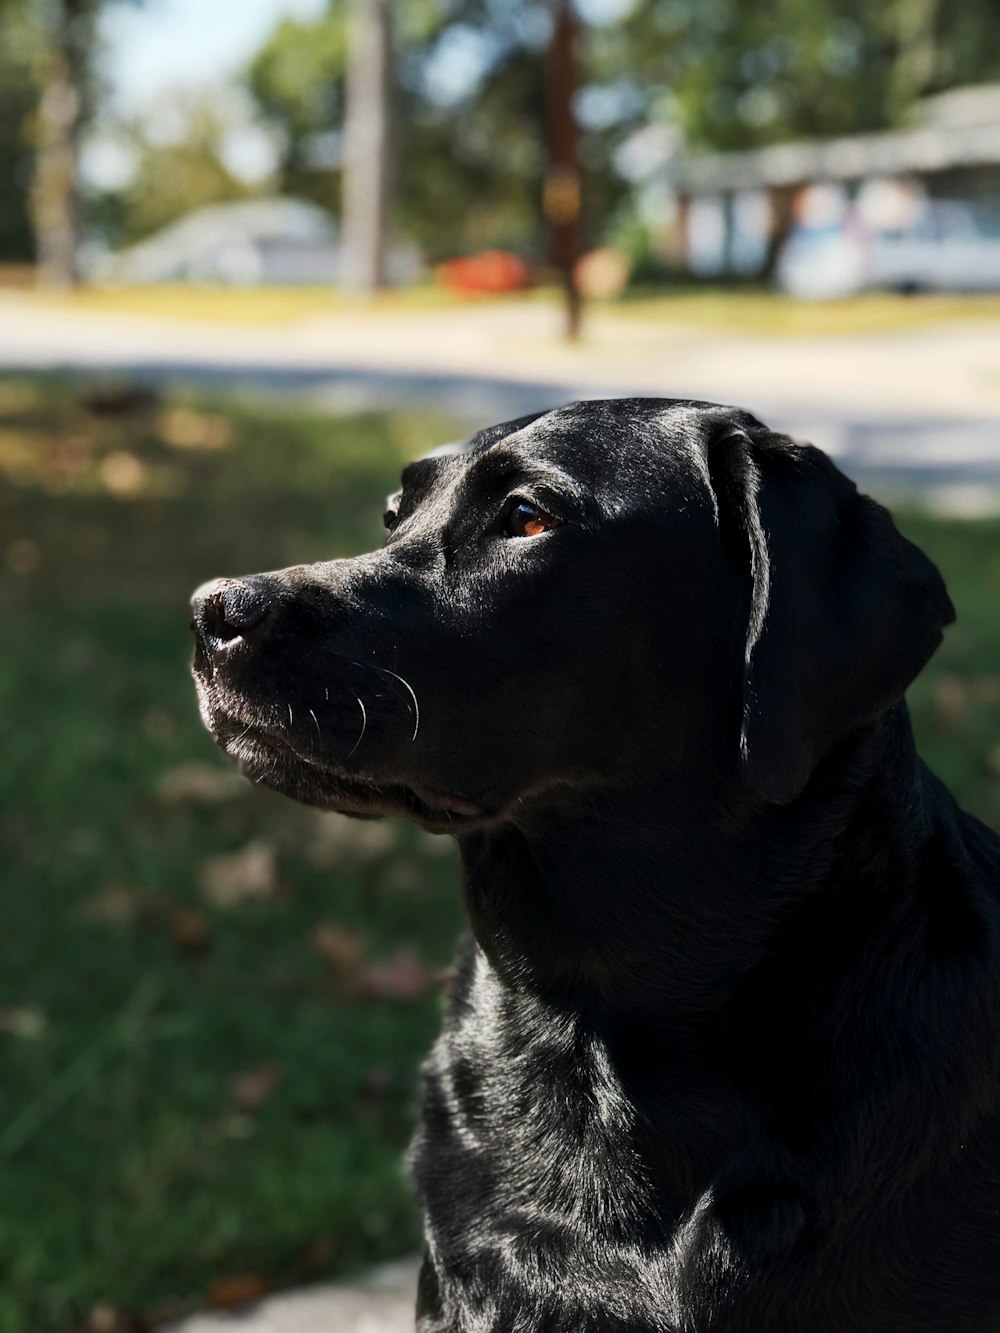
[{"xmin": 778, "ymin": 197, "xmax": 1000, "ymax": 298}]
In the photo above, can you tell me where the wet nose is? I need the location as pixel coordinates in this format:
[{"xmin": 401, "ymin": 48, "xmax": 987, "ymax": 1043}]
[{"xmin": 191, "ymin": 576, "xmax": 273, "ymax": 648}]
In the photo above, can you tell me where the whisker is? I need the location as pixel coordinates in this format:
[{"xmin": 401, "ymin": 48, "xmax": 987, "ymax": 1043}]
[
  {"xmin": 348, "ymin": 661, "xmax": 420, "ymax": 742},
  {"xmin": 287, "ymin": 703, "xmax": 294, "ymax": 728},
  {"xmin": 308, "ymin": 708, "xmax": 322, "ymax": 742},
  {"xmin": 346, "ymin": 695, "xmax": 367, "ymax": 758},
  {"xmin": 376, "ymin": 667, "xmax": 420, "ymax": 742}
]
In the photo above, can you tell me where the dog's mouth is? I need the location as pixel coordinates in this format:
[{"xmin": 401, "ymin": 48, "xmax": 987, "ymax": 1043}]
[{"xmin": 216, "ymin": 721, "xmax": 486, "ymax": 832}]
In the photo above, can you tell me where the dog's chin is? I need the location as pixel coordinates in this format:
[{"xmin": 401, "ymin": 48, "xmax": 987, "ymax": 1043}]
[{"xmin": 213, "ymin": 724, "xmax": 489, "ymax": 835}]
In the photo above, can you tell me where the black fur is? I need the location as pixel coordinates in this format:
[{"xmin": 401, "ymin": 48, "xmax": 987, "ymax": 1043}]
[{"xmin": 191, "ymin": 400, "xmax": 1000, "ymax": 1332}]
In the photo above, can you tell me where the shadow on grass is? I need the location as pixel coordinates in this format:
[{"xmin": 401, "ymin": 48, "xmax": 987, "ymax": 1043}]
[{"xmin": 0, "ymin": 379, "xmax": 465, "ymax": 1331}]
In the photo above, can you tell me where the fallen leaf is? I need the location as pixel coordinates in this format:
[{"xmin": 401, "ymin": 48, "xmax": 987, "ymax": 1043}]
[
  {"xmin": 302, "ymin": 1232, "xmax": 338, "ymax": 1272},
  {"xmin": 6, "ymin": 537, "xmax": 41, "ymax": 575},
  {"xmin": 169, "ymin": 906, "xmax": 213, "ymax": 954},
  {"xmin": 78, "ymin": 885, "xmax": 137, "ymax": 925},
  {"xmin": 306, "ymin": 812, "xmax": 398, "ymax": 868},
  {"xmin": 199, "ymin": 841, "xmax": 278, "ymax": 908},
  {"xmin": 160, "ymin": 406, "xmax": 232, "ymax": 451},
  {"xmin": 933, "ymin": 675, "xmax": 968, "ymax": 733},
  {"xmin": 231, "ymin": 1061, "xmax": 284, "ymax": 1110},
  {"xmin": 142, "ymin": 706, "xmax": 177, "ymax": 741},
  {"xmin": 355, "ymin": 948, "xmax": 432, "ymax": 1001},
  {"xmin": 382, "ymin": 860, "xmax": 426, "ymax": 894},
  {"xmin": 84, "ymin": 1302, "xmax": 133, "ymax": 1333},
  {"xmin": 208, "ymin": 1274, "xmax": 269, "ymax": 1310},
  {"xmin": 360, "ymin": 1064, "xmax": 395, "ymax": 1099},
  {"xmin": 313, "ymin": 921, "xmax": 364, "ymax": 972},
  {"xmin": 0, "ymin": 1007, "xmax": 47, "ymax": 1040},
  {"xmin": 157, "ymin": 760, "xmax": 247, "ymax": 805},
  {"xmin": 99, "ymin": 450, "xmax": 147, "ymax": 498}
]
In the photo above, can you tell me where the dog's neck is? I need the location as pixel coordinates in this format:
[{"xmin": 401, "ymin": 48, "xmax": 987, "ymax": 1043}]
[{"xmin": 457, "ymin": 703, "xmax": 930, "ymax": 1022}]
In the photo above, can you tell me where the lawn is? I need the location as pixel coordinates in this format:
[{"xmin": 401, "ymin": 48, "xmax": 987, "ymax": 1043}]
[
  {"xmin": 0, "ymin": 378, "xmax": 998, "ymax": 1331},
  {"xmin": 8, "ymin": 279, "xmax": 1000, "ymax": 336}
]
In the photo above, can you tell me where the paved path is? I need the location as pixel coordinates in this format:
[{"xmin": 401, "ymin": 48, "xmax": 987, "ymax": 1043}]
[
  {"xmin": 2, "ymin": 293, "xmax": 1000, "ymax": 506},
  {"xmin": 162, "ymin": 1259, "xmax": 420, "ymax": 1333}
]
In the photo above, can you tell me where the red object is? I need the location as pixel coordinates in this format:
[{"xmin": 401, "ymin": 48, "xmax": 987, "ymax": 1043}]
[{"xmin": 436, "ymin": 251, "xmax": 534, "ymax": 294}]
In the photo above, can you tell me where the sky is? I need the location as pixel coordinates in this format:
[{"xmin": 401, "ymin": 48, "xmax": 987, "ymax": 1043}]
[
  {"xmin": 98, "ymin": 0, "xmax": 327, "ymax": 116},
  {"xmin": 97, "ymin": 0, "xmax": 635, "ymax": 116},
  {"xmin": 85, "ymin": 0, "xmax": 327, "ymax": 188}
]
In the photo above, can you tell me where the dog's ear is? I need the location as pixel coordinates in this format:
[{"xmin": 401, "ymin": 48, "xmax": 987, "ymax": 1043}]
[{"xmin": 708, "ymin": 426, "xmax": 954, "ymax": 804}]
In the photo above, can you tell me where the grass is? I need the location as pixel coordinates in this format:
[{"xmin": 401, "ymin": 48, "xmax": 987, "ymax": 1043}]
[
  {"xmin": 6, "ymin": 278, "xmax": 1000, "ymax": 335},
  {"xmin": 0, "ymin": 377, "xmax": 998, "ymax": 1330},
  {"xmin": 0, "ymin": 381, "xmax": 467, "ymax": 1331},
  {"xmin": 4, "ymin": 281, "xmax": 535, "ymax": 326},
  {"xmin": 612, "ymin": 286, "xmax": 1000, "ymax": 337}
]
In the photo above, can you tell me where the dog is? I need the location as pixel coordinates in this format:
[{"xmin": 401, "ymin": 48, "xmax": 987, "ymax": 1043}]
[{"xmin": 191, "ymin": 399, "xmax": 1000, "ymax": 1332}]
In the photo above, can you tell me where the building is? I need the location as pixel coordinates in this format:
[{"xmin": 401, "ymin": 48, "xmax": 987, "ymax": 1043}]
[{"xmin": 648, "ymin": 84, "xmax": 1000, "ymax": 283}]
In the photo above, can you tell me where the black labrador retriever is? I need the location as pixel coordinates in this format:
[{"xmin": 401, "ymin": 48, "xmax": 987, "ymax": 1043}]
[{"xmin": 191, "ymin": 400, "xmax": 1000, "ymax": 1332}]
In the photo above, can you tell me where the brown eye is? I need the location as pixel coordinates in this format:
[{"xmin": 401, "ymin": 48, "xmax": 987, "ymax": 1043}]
[{"xmin": 504, "ymin": 500, "xmax": 562, "ymax": 539}]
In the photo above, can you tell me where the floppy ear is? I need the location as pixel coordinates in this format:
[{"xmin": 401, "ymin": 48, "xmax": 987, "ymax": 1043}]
[{"xmin": 709, "ymin": 427, "xmax": 955, "ymax": 804}]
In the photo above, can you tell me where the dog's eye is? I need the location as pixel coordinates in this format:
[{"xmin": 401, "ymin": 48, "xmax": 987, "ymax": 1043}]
[
  {"xmin": 384, "ymin": 509, "xmax": 398, "ymax": 532},
  {"xmin": 504, "ymin": 500, "xmax": 562, "ymax": 539}
]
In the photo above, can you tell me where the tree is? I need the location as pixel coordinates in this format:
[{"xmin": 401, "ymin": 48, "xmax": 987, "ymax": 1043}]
[
  {"xmin": 0, "ymin": 0, "xmax": 41, "ymax": 262},
  {"xmin": 15, "ymin": 0, "xmax": 148, "ymax": 285},
  {"xmin": 247, "ymin": 0, "xmax": 555, "ymax": 261},
  {"xmin": 245, "ymin": 0, "xmax": 1000, "ymax": 274},
  {"xmin": 597, "ymin": 0, "xmax": 1000, "ymax": 155},
  {"xmin": 107, "ymin": 97, "xmax": 261, "ymax": 246},
  {"xmin": 247, "ymin": 10, "xmax": 348, "ymax": 210},
  {"xmin": 28, "ymin": 0, "xmax": 99, "ymax": 287},
  {"xmin": 341, "ymin": 0, "xmax": 393, "ymax": 292}
]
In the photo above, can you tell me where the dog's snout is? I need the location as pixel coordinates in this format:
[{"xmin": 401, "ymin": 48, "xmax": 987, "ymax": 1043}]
[{"xmin": 191, "ymin": 577, "xmax": 273, "ymax": 650}]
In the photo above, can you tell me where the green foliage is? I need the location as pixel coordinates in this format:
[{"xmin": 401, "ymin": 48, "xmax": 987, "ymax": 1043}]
[
  {"xmin": 240, "ymin": 0, "xmax": 1000, "ymax": 262},
  {"xmin": 247, "ymin": 11, "xmax": 348, "ymax": 209},
  {"xmin": 108, "ymin": 99, "xmax": 260, "ymax": 246},
  {"xmin": 604, "ymin": 0, "xmax": 1000, "ymax": 152}
]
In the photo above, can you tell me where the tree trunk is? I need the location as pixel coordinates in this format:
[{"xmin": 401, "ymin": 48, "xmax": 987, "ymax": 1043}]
[
  {"xmin": 341, "ymin": 0, "xmax": 393, "ymax": 295},
  {"xmin": 30, "ymin": 0, "xmax": 90, "ymax": 290},
  {"xmin": 760, "ymin": 184, "xmax": 797, "ymax": 284},
  {"xmin": 544, "ymin": 0, "xmax": 582, "ymax": 340}
]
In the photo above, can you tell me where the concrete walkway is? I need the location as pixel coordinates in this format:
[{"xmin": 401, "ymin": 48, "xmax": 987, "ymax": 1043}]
[
  {"xmin": 2, "ymin": 293, "xmax": 1000, "ymax": 505},
  {"xmin": 162, "ymin": 1259, "xmax": 420, "ymax": 1333}
]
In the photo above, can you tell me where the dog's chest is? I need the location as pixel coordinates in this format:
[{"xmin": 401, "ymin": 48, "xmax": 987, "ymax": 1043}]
[
  {"xmin": 419, "ymin": 955, "xmax": 651, "ymax": 1220},
  {"xmin": 410, "ymin": 949, "xmax": 744, "ymax": 1329}
]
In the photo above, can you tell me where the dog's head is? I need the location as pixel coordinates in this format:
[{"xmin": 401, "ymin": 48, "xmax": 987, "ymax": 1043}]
[{"xmin": 191, "ymin": 400, "xmax": 954, "ymax": 830}]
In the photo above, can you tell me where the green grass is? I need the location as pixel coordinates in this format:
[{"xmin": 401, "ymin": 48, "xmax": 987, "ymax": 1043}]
[
  {"xmin": 0, "ymin": 378, "xmax": 997, "ymax": 1330},
  {"xmin": 5, "ymin": 281, "xmax": 547, "ymax": 326},
  {"xmin": 611, "ymin": 286, "xmax": 1000, "ymax": 336},
  {"xmin": 0, "ymin": 382, "xmax": 467, "ymax": 1331},
  {"xmin": 7, "ymin": 279, "xmax": 1000, "ymax": 336}
]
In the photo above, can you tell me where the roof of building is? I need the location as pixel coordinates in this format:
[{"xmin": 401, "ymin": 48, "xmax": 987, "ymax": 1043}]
[{"xmin": 663, "ymin": 84, "xmax": 1000, "ymax": 194}]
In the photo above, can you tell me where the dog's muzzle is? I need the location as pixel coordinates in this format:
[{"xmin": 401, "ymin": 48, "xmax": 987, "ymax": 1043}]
[{"xmin": 190, "ymin": 575, "xmax": 275, "ymax": 674}]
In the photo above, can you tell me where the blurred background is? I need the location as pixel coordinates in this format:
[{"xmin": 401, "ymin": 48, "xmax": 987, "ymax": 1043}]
[{"xmin": 2, "ymin": 1, "xmax": 1000, "ymax": 1330}]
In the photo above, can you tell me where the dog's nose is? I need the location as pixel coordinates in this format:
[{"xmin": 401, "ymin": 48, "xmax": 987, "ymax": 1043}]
[{"xmin": 191, "ymin": 577, "xmax": 272, "ymax": 648}]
